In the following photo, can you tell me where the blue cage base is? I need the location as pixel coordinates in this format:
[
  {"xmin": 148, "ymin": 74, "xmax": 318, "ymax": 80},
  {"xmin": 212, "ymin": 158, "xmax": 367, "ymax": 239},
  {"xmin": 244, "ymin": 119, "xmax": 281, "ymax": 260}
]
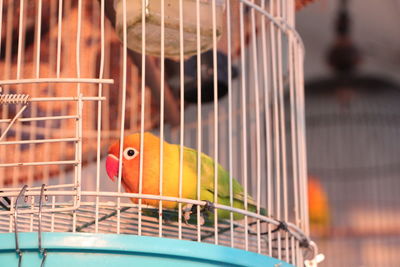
[{"xmin": 0, "ymin": 233, "xmax": 294, "ymax": 267}]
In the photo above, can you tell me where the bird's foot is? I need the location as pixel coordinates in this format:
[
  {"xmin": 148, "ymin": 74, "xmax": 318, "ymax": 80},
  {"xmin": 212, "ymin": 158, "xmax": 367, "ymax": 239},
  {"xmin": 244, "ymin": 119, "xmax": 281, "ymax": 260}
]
[
  {"xmin": 198, "ymin": 201, "xmax": 215, "ymax": 226},
  {"xmin": 181, "ymin": 201, "xmax": 215, "ymax": 226},
  {"xmin": 199, "ymin": 215, "xmax": 205, "ymax": 226},
  {"xmin": 202, "ymin": 200, "xmax": 215, "ymax": 213},
  {"xmin": 182, "ymin": 204, "xmax": 193, "ymax": 224}
]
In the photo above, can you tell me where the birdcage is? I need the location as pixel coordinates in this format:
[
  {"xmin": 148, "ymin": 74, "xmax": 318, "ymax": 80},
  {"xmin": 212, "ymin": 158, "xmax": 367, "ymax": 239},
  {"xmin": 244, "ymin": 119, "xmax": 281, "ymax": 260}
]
[{"xmin": 0, "ymin": 0, "xmax": 318, "ymax": 266}]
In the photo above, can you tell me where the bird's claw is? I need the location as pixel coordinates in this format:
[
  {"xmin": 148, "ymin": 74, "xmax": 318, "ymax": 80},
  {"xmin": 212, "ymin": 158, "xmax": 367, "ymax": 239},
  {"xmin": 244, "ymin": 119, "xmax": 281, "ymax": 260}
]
[
  {"xmin": 198, "ymin": 201, "xmax": 215, "ymax": 226},
  {"xmin": 199, "ymin": 215, "xmax": 205, "ymax": 226},
  {"xmin": 202, "ymin": 200, "xmax": 215, "ymax": 213},
  {"xmin": 181, "ymin": 202, "xmax": 214, "ymax": 226},
  {"xmin": 183, "ymin": 212, "xmax": 192, "ymax": 224},
  {"xmin": 182, "ymin": 204, "xmax": 193, "ymax": 224}
]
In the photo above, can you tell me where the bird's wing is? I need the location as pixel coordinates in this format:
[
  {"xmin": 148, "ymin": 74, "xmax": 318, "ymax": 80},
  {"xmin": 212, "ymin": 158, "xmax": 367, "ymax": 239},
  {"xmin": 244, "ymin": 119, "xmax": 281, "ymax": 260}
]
[{"xmin": 182, "ymin": 146, "xmax": 256, "ymax": 206}]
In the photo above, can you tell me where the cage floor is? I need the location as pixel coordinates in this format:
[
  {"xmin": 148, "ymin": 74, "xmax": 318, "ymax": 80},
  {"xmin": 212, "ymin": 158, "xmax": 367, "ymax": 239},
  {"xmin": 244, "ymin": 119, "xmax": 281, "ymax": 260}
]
[{"xmin": 0, "ymin": 203, "xmax": 297, "ymax": 260}]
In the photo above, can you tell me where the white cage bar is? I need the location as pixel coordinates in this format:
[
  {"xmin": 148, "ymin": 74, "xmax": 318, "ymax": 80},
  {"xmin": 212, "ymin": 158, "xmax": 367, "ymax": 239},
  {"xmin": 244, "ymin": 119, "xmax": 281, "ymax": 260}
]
[{"xmin": 0, "ymin": 0, "xmax": 317, "ymax": 266}]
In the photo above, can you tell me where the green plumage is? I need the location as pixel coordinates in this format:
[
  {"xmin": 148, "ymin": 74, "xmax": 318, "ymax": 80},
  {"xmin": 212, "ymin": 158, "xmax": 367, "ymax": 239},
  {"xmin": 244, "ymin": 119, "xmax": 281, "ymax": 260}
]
[{"xmin": 180, "ymin": 146, "xmax": 266, "ymax": 221}]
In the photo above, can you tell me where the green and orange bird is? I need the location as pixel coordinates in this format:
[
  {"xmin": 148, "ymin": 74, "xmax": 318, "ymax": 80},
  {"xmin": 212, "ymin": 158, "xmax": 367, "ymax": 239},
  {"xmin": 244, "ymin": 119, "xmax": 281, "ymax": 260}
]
[{"xmin": 106, "ymin": 132, "xmax": 264, "ymax": 224}]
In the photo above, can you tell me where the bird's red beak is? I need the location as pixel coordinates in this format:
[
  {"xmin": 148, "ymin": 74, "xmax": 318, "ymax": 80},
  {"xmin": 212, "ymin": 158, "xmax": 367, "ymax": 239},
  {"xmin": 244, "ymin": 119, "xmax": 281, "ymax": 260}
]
[{"xmin": 106, "ymin": 154, "xmax": 120, "ymax": 182}]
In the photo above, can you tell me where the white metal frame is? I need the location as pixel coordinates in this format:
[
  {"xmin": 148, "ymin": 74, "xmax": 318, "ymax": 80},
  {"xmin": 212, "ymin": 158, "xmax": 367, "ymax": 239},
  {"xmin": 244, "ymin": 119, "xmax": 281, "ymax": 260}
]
[{"xmin": 0, "ymin": 0, "xmax": 318, "ymax": 266}]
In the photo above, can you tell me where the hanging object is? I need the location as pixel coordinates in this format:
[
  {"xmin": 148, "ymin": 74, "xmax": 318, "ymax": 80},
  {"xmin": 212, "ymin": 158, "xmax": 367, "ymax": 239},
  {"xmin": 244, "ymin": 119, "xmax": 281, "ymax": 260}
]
[
  {"xmin": 326, "ymin": 0, "xmax": 360, "ymax": 75},
  {"xmin": 166, "ymin": 50, "xmax": 239, "ymax": 103},
  {"xmin": 114, "ymin": 0, "xmax": 225, "ymax": 58}
]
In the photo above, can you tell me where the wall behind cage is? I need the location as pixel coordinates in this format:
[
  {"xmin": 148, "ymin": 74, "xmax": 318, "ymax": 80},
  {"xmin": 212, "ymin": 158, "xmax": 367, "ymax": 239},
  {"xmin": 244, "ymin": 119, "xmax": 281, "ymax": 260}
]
[{"xmin": 305, "ymin": 84, "xmax": 400, "ymax": 266}]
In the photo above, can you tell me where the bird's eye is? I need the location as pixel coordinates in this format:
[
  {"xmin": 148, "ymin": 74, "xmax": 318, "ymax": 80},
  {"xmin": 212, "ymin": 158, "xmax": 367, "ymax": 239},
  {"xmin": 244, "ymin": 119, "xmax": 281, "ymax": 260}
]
[{"xmin": 123, "ymin": 147, "xmax": 138, "ymax": 160}]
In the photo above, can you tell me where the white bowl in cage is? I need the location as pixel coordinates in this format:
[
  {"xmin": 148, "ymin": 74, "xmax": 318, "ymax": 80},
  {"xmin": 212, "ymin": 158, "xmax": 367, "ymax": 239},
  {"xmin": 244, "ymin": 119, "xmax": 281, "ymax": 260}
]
[{"xmin": 114, "ymin": 0, "xmax": 225, "ymax": 58}]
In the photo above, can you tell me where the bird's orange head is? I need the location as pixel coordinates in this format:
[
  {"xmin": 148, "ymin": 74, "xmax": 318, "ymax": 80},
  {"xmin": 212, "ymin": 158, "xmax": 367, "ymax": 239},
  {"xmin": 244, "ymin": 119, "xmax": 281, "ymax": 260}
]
[{"xmin": 106, "ymin": 133, "xmax": 143, "ymax": 192}]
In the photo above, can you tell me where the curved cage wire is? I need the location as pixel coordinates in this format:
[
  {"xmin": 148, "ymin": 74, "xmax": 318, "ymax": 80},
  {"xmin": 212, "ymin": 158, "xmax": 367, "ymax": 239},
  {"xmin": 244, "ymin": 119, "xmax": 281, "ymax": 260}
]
[
  {"xmin": 305, "ymin": 75, "xmax": 400, "ymax": 266},
  {"xmin": 0, "ymin": 0, "xmax": 316, "ymax": 266}
]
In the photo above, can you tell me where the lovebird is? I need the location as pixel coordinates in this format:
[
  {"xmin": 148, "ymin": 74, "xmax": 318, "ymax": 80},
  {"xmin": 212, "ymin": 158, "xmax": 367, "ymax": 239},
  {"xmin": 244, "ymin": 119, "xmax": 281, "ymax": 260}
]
[
  {"xmin": 308, "ymin": 176, "xmax": 331, "ymax": 237},
  {"xmin": 106, "ymin": 132, "xmax": 264, "ymax": 224}
]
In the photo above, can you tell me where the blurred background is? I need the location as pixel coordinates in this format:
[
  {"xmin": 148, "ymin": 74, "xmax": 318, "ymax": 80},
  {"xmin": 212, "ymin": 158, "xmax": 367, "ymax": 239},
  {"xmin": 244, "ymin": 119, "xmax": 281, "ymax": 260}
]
[
  {"xmin": 297, "ymin": 0, "xmax": 400, "ymax": 266},
  {"xmin": 1, "ymin": 0, "xmax": 398, "ymax": 265}
]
